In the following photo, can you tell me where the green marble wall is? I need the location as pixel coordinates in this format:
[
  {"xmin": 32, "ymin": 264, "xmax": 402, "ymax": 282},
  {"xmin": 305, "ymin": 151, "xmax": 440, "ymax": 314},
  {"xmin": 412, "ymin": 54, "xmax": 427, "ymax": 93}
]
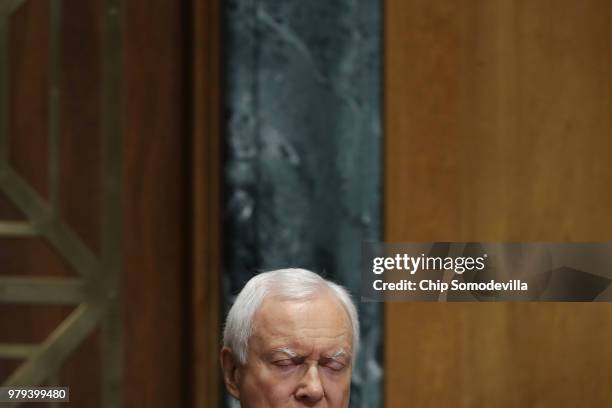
[{"xmin": 223, "ymin": 1, "xmax": 382, "ymax": 406}]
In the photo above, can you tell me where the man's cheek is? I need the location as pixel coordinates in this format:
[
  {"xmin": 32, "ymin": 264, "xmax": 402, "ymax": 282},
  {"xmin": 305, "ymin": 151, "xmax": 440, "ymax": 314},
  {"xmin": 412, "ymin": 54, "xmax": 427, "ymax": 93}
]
[
  {"xmin": 249, "ymin": 370, "xmax": 298, "ymax": 404},
  {"xmin": 264, "ymin": 379, "xmax": 300, "ymax": 406},
  {"xmin": 320, "ymin": 373, "xmax": 351, "ymax": 405}
]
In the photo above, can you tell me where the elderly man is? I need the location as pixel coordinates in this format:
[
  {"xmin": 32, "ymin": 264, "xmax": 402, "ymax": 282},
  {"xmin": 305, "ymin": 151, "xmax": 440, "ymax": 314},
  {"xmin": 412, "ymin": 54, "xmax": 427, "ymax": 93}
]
[{"xmin": 220, "ymin": 268, "xmax": 359, "ymax": 407}]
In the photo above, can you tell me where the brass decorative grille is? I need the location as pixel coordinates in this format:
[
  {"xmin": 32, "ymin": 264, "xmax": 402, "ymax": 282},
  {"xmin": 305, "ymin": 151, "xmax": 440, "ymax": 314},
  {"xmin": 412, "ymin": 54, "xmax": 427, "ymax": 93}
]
[{"xmin": 0, "ymin": 0, "xmax": 123, "ymax": 406}]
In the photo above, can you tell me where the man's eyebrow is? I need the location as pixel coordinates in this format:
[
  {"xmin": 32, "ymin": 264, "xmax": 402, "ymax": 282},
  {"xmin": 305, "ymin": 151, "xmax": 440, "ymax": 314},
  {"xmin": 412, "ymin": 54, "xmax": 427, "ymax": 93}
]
[
  {"xmin": 326, "ymin": 349, "xmax": 351, "ymax": 360},
  {"xmin": 269, "ymin": 347, "xmax": 351, "ymax": 360},
  {"xmin": 270, "ymin": 347, "xmax": 299, "ymax": 358}
]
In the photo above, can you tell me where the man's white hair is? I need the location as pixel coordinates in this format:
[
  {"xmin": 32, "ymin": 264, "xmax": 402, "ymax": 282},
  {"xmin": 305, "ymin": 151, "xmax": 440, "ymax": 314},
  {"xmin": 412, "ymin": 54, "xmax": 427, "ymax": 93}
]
[{"xmin": 223, "ymin": 268, "xmax": 360, "ymax": 365}]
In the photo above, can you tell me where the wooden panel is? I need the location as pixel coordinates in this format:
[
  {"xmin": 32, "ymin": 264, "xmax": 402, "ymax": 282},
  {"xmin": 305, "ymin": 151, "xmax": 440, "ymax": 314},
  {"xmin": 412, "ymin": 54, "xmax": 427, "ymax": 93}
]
[
  {"xmin": 123, "ymin": 0, "xmax": 188, "ymax": 406},
  {"xmin": 8, "ymin": 0, "xmax": 49, "ymax": 198},
  {"xmin": 59, "ymin": 0, "xmax": 103, "ymax": 254},
  {"xmin": 385, "ymin": 0, "xmax": 612, "ymax": 407},
  {"xmin": 191, "ymin": 0, "xmax": 222, "ymax": 407}
]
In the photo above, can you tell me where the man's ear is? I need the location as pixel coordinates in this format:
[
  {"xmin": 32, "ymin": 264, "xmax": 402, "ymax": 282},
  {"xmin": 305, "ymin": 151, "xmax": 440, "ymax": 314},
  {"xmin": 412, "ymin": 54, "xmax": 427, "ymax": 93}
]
[{"xmin": 220, "ymin": 347, "xmax": 241, "ymax": 400}]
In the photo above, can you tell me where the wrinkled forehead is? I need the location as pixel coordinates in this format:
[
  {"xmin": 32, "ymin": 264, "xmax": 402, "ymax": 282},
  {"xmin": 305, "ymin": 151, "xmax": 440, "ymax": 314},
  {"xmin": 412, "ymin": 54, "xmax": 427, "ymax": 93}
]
[{"xmin": 250, "ymin": 295, "xmax": 353, "ymax": 354}]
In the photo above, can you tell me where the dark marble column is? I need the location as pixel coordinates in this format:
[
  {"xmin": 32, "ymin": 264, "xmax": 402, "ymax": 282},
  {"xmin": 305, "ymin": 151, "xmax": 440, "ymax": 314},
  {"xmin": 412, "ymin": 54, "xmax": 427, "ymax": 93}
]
[{"xmin": 223, "ymin": 0, "xmax": 382, "ymax": 406}]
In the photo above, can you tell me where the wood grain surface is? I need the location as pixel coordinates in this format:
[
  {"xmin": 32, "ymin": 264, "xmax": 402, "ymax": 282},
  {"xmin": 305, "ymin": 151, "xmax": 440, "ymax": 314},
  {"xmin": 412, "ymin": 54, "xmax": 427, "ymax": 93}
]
[
  {"xmin": 191, "ymin": 0, "xmax": 222, "ymax": 406},
  {"xmin": 385, "ymin": 1, "xmax": 612, "ymax": 406},
  {"xmin": 123, "ymin": 0, "xmax": 189, "ymax": 406}
]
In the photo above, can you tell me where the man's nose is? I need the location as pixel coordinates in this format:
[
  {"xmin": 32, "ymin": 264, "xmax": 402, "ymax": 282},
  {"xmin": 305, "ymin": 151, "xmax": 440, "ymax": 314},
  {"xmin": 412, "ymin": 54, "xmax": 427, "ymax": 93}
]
[{"xmin": 295, "ymin": 364, "xmax": 324, "ymax": 404}]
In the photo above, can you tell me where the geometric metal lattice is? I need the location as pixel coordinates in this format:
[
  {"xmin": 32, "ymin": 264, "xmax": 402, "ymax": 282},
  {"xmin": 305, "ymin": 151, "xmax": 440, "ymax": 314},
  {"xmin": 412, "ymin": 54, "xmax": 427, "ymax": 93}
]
[{"xmin": 0, "ymin": 0, "xmax": 123, "ymax": 406}]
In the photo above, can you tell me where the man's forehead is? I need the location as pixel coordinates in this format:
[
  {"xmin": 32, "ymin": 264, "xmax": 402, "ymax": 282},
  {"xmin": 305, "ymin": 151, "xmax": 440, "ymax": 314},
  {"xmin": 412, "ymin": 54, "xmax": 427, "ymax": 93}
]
[
  {"xmin": 250, "ymin": 296, "xmax": 353, "ymax": 351},
  {"xmin": 254, "ymin": 295, "xmax": 350, "ymax": 326}
]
